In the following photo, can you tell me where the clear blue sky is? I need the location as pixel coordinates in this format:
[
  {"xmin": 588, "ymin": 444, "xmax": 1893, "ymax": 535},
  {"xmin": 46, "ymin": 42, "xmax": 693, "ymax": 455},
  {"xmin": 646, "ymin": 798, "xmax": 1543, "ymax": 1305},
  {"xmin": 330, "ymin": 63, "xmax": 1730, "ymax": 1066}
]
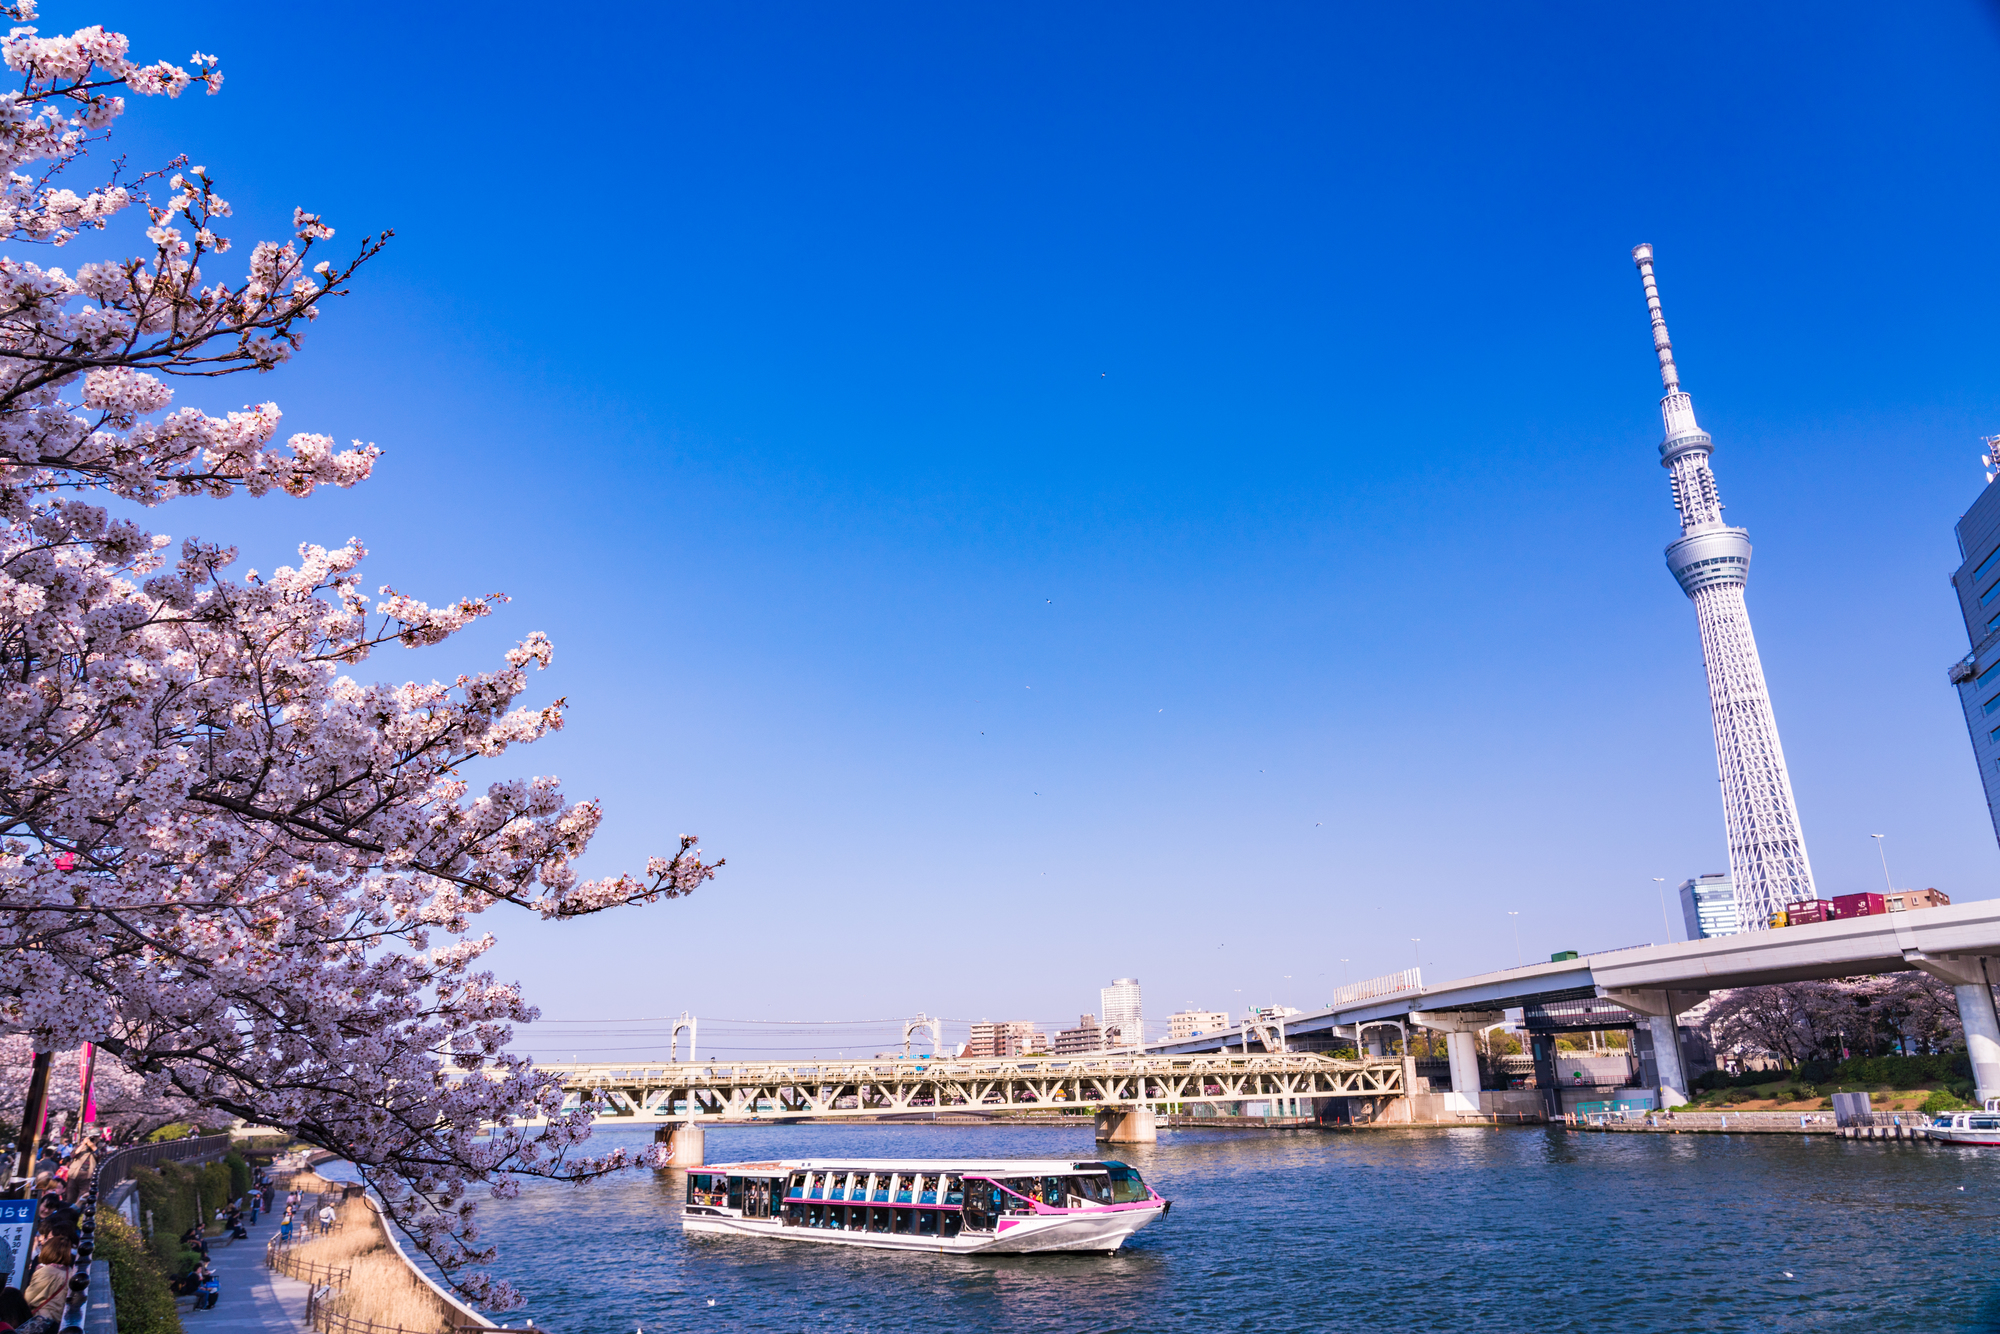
[{"xmin": 83, "ymin": 2, "xmax": 2000, "ymax": 1055}]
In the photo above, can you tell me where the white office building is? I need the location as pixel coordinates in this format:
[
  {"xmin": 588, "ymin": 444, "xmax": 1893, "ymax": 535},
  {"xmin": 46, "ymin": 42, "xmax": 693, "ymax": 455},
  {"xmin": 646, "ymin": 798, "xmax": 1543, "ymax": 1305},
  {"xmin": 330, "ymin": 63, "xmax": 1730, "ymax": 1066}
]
[{"xmin": 1678, "ymin": 873, "xmax": 1741, "ymax": 939}]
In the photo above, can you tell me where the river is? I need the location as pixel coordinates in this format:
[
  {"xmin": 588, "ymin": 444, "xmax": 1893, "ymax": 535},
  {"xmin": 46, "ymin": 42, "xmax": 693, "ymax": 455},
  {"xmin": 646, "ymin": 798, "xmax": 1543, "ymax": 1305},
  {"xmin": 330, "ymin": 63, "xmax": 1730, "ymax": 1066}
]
[{"xmin": 421, "ymin": 1122, "xmax": 2000, "ymax": 1332}]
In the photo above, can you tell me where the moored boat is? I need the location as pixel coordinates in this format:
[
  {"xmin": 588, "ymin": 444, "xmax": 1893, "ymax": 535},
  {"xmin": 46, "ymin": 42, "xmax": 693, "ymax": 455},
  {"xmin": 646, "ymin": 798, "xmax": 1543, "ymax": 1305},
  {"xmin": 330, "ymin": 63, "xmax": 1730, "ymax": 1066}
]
[
  {"xmin": 1924, "ymin": 1107, "xmax": 2000, "ymax": 1145},
  {"xmin": 680, "ymin": 1158, "xmax": 1169, "ymax": 1253}
]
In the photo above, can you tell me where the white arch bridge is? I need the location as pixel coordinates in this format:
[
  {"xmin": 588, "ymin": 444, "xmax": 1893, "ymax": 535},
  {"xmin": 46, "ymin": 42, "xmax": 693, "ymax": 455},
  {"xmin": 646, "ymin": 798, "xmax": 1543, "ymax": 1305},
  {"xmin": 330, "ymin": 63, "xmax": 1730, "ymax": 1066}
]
[{"xmin": 537, "ymin": 1051, "xmax": 1404, "ymax": 1165}]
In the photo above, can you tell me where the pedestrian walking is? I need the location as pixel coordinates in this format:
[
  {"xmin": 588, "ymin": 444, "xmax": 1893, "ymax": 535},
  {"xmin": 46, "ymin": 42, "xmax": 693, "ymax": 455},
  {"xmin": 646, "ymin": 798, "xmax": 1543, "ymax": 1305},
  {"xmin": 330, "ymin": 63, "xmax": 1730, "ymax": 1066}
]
[
  {"xmin": 279, "ymin": 1209, "xmax": 292, "ymax": 1245},
  {"xmin": 316, "ymin": 1204, "xmax": 335, "ymax": 1237}
]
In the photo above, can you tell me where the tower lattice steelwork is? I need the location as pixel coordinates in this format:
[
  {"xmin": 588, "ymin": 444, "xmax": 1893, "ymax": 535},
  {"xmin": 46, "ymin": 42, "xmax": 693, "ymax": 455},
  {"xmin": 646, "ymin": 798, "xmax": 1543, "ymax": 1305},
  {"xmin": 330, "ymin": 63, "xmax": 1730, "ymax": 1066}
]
[{"xmin": 1632, "ymin": 244, "xmax": 1815, "ymax": 931}]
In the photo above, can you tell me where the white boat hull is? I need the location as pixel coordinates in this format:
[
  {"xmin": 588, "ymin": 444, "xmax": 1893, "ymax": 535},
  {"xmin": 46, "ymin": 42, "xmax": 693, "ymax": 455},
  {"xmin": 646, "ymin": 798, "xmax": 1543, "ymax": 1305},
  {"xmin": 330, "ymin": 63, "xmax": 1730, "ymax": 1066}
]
[
  {"xmin": 682, "ymin": 1204, "xmax": 1166, "ymax": 1253},
  {"xmin": 1925, "ymin": 1126, "xmax": 2000, "ymax": 1145}
]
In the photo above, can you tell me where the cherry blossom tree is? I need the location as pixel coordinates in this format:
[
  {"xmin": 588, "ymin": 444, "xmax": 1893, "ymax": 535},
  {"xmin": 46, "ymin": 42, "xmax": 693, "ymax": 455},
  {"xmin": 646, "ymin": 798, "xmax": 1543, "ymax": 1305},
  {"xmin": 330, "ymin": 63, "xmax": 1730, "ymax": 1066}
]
[
  {"xmin": 0, "ymin": 5, "xmax": 718, "ymax": 1304},
  {"xmin": 0, "ymin": 1037, "xmax": 203, "ymax": 1140}
]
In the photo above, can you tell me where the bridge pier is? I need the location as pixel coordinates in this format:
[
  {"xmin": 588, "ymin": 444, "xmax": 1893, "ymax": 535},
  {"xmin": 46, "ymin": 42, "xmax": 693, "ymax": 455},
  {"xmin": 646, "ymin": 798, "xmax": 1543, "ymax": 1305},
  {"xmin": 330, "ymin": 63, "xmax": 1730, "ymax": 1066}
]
[
  {"xmin": 1094, "ymin": 1106, "xmax": 1157, "ymax": 1143},
  {"xmin": 1956, "ymin": 981, "xmax": 2000, "ymax": 1105},
  {"xmin": 655, "ymin": 1121, "xmax": 704, "ymax": 1167},
  {"xmin": 1410, "ymin": 1010, "xmax": 1504, "ymax": 1114}
]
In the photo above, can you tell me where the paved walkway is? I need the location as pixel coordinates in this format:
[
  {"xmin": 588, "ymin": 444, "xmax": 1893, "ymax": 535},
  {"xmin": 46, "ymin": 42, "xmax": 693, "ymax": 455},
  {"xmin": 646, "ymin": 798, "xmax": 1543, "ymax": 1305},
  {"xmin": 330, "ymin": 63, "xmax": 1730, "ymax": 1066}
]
[{"xmin": 179, "ymin": 1202, "xmax": 310, "ymax": 1334}]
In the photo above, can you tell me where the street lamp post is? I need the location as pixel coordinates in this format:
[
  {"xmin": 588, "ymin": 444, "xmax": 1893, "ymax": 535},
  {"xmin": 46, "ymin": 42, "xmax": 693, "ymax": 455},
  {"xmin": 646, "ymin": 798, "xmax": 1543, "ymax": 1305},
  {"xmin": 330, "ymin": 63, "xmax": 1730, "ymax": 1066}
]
[
  {"xmin": 1870, "ymin": 834, "xmax": 1894, "ymax": 892},
  {"xmin": 1654, "ymin": 877, "xmax": 1672, "ymax": 943}
]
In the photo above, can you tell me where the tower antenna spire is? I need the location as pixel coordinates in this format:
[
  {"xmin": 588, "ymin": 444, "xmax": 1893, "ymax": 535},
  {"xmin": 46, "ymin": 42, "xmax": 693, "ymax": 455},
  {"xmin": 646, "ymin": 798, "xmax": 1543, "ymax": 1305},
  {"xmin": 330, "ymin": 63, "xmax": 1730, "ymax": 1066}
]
[{"xmin": 1632, "ymin": 243, "xmax": 1679, "ymax": 393}]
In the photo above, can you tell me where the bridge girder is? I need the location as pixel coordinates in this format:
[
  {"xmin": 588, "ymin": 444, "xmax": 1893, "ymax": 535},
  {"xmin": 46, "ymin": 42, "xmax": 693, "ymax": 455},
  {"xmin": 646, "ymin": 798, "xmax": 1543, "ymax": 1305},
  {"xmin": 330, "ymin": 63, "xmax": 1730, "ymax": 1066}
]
[{"xmin": 542, "ymin": 1053, "xmax": 1403, "ymax": 1122}]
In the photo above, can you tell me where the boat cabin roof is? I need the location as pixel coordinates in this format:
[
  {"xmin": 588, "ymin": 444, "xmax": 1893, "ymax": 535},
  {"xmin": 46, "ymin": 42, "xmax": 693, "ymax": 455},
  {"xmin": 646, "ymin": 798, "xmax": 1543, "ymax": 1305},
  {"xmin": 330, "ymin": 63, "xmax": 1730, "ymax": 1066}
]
[{"xmin": 704, "ymin": 1158, "xmax": 1123, "ymax": 1176}]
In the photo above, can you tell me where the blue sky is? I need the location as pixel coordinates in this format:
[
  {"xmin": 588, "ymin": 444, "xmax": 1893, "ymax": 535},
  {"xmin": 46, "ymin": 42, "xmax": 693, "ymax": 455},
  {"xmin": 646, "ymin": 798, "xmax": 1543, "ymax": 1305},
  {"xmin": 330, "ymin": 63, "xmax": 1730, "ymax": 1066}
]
[{"xmin": 78, "ymin": 2, "xmax": 2000, "ymax": 1054}]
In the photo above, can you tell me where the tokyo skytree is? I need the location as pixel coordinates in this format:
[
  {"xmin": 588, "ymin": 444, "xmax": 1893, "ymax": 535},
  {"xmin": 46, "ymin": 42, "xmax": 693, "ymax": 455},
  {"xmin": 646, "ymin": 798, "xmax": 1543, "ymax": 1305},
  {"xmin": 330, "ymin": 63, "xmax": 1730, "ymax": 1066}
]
[{"xmin": 1632, "ymin": 244, "xmax": 1816, "ymax": 931}]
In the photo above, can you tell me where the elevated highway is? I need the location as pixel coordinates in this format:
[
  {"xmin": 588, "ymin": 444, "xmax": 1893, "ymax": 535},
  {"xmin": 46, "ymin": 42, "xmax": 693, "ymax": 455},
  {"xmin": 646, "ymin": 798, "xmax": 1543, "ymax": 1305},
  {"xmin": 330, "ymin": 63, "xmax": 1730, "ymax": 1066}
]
[
  {"xmin": 1153, "ymin": 897, "xmax": 2000, "ymax": 1114},
  {"xmin": 538, "ymin": 1051, "xmax": 1404, "ymax": 1165}
]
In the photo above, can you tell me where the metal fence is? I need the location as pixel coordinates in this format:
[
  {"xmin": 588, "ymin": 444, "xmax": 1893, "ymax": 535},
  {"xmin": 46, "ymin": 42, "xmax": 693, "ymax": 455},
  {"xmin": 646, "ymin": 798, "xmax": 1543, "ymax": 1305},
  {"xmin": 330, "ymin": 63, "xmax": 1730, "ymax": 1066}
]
[
  {"xmin": 270, "ymin": 1246, "xmax": 352, "ymax": 1289},
  {"xmin": 95, "ymin": 1133, "xmax": 234, "ymax": 1193}
]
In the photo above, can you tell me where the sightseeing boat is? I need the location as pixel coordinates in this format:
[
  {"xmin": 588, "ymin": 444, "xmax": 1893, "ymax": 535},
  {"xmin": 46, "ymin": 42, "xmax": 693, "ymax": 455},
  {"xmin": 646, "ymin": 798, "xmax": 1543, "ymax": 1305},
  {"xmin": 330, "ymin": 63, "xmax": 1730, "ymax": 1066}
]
[
  {"xmin": 1926, "ymin": 1106, "xmax": 2000, "ymax": 1146},
  {"xmin": 680, "ymin": 1158, "xmax": 1169, "ymax": 1253}
]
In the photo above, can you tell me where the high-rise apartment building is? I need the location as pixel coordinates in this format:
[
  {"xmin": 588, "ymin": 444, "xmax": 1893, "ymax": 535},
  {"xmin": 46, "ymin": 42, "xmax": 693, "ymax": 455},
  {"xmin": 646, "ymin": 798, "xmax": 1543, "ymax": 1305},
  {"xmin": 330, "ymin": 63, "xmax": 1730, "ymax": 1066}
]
[
  {"xmin": 1677, "ymin": 874, "xmax": 1741, "ymax": 940},
  {"xmin": 1631, "ymin": 247, "xmax": 1817, "ymax": 930},
  {"xmin": 1947, "ymin": 465, "xmax": 2000, "ymax": 847},
  {"xmin": 963, "ymin": 1020, "xmax": 1046, "ymax": 1060},
  {"xmin": 1168, "ymin": 1009, "xmax": 1229, "ymax": 1042},
  {"xmin": 1100, "ymin": 978, "xmax": 1142, "ymax": 1048}
]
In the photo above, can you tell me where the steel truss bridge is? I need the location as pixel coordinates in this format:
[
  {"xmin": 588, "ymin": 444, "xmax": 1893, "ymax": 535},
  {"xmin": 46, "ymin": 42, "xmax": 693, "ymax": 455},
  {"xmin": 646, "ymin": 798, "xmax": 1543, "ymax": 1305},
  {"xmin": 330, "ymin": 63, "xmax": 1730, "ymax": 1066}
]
[{"xmin": 537, "ymin": 1052, "xmax": 1403, "ymax": 1122}]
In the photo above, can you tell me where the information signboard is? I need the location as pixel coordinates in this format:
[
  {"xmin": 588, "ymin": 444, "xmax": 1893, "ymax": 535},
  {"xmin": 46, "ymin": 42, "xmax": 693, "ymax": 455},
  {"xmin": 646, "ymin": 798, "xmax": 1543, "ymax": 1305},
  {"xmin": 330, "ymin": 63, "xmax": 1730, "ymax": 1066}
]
[{"xmin": 0, "ymin": 1199, "xmax": 37, "ymax": 1289}]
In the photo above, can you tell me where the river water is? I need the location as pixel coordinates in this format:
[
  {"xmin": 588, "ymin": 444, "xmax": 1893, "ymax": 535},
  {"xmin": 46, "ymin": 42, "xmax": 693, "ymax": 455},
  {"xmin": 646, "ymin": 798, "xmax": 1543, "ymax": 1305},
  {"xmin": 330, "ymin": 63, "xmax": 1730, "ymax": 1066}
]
[{"xmin": 443, "ymin": 1122, "xmax": 2000, "ymax": 1333}]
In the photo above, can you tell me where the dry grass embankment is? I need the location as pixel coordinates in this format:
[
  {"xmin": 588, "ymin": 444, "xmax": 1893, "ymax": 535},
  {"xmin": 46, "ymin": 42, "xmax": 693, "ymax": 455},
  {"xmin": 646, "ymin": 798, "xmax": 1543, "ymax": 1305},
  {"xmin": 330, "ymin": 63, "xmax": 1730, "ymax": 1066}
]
[{"xmin": 287, "ymin": 1200, "xmax": 458, "ymax": 1334}]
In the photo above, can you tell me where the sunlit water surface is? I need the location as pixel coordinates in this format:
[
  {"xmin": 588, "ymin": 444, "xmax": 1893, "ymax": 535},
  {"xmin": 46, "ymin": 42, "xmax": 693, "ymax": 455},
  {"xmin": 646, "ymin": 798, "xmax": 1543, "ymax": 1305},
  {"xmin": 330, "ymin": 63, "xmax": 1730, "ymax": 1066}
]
[{"xmin": 425, "ymin": 1123, "xmax": 2000, "ymax": 1333}]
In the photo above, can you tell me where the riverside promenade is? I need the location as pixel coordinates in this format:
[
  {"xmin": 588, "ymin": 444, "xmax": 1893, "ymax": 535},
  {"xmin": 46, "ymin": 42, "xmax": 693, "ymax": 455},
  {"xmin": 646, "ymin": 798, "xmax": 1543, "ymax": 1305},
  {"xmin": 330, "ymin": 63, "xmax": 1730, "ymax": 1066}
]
[{"xmin": 186, "ymin": 1199, "xmax": 309, "ymax": 1334}]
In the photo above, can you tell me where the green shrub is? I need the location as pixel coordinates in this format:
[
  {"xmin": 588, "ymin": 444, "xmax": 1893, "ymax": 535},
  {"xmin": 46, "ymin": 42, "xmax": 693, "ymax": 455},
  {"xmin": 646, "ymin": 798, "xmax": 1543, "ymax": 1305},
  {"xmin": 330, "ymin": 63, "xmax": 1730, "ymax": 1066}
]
[
  {"xmin": 1921, "ymin": 1088, "xmax": 1975, "ymax": 1115},
  {"xmin": 131, "ymin": 1159, "xmax": 236, "ymax": 1272},
  {"xmin": 225, "ymin": 1152, "xmax": 250, "ymax": 1203},
  {"xmin": 95, "ymin": 1210, "xmax": 181, "ymax": 1334},
  {"xmin": 144, "ymin": 1123, "xmax": 194, "ymax": 1144}
]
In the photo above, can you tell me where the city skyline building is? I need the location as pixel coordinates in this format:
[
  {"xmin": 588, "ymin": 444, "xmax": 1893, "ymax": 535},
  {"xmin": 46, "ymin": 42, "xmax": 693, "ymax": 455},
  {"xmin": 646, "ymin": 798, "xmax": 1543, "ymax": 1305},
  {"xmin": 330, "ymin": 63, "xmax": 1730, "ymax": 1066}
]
[
  {"xmin": 1053, "ymin": 1014, "xmax": 1106, "ymax": 1055},
  {"xmin": 1100, "ymin": 978, "xmax": 1143, "ymax": 1047},
  {"xmin": 1677, "ymin": 873, "xmax": 1741, "ymax": 940},
  {"xmin": 1633, "ymin": 245, "xmax": 1817, "ymax": 932},
  {"xmin": 1167, "ymin": 1009, "xmax": 1229, "ymax": 1042},
  {"xmin": 1946, "ymin": 458, "xmax": 2000, "ymax": 847},
  {"xmin": 963, "ymin": 1020, "xmax": 1047, "ymax": 1059}
]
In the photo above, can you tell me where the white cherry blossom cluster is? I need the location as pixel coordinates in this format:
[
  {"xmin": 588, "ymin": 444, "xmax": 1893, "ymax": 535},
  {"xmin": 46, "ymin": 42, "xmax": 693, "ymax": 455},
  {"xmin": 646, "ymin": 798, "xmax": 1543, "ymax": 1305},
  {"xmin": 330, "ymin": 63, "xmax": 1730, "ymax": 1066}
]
[{"xmin": 0, "ymin": 5, "xmax": 720, "ymax": 1308}]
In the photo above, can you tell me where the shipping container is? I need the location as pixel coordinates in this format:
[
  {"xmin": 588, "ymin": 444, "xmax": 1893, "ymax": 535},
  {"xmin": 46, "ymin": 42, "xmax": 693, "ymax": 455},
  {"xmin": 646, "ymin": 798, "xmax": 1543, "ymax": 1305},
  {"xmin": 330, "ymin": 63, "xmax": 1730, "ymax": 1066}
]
[
  {"xmin": 1550, "ymin": 950, "xmax": 1579, "ymax": 962},
  {"xmin": 1831, "ymin": 892, "xmax": 1887, "ymax": 918},
  {"xmin": 1784, "ymin": 899, "xmax": 1833, "ymax": 924}
]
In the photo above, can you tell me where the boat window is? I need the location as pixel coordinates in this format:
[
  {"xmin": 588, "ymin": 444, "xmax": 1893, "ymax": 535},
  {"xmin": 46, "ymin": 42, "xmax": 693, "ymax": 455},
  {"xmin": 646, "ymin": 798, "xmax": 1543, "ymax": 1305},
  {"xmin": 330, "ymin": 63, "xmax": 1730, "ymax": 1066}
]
[
  {"xmin": 687, "ymin": 1173, "xmax": 728, "ymax": 1207},
  {"xmin": 1069, "ymin": 1175, "xmax": 1112, "ymax": 1205},
  {"xmin": 894, "ymin": 1174, "xmax": 913, "ymax": 1204},
  {"xmin": 917, "ymin": 1209, "xmax": 937, "ymax": 1236},
  {"xmin": 941, "ymin": 1210, "xmax": 962, "ymax": 1238},
  {"xmin": 998, "ymin": 1178, "xmax": 1038, "ymax": 1213},
  {"xmin": 728, "ymin": 1176, "xmax": 745, "ymax": 1211},
  {"xmin": 1972, "ymin": 1117, "xmax": 2000, "ymax": 1130},
  {"xmin": 1104, "ymin": 1162, "xmax": 1149, "ymax": 1203},
  {"xmin": 1043, "ymin": 1176, "xmax": 1066, "ymax": 1206},
  {"xmin": 872, "ymin": 1173, "xmax": 891, "ymax": 1202},
  {"xmin": 944, "ymin": 1174, "xmax": 964, "ymax": 1206},
  {"xmin": 917, "ymin": 1174, "xmax": 937, "ymax": 1204},
  {"xmin": 788, "ymin": 1173, "xmax": 806, "ymax": 1199},
  {"xmin": 870, "ymin": 1207, "xmax": 892, "ymax": 1233}
]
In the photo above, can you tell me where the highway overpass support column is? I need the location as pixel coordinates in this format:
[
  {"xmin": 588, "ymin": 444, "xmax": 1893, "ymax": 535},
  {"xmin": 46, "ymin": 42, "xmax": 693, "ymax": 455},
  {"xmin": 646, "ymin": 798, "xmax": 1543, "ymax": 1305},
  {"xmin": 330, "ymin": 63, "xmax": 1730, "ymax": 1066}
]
[
  {"xmin": 1905, "ymin": 954, "xmax": 2000, "ymax": 1104},
  {"xmin": 1410, "ymin": 1011, "xmax": 1505, "ymax": 1114},
  {"xmin": 1095, "ymin": 1106, "xmax": 1157, "ymax": 1143},
  {"xmin": 1601, "ymin": 989, "xmax": 1705, "ymax": 1109},
  {"xmin": 655, "ymin": 1121, "xmax": 704, "ymax": 1168}
]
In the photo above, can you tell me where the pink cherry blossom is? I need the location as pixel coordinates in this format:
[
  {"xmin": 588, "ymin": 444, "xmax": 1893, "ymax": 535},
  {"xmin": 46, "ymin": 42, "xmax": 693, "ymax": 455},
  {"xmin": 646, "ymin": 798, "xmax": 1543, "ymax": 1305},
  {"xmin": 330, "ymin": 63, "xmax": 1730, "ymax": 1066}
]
[{"xmin": 0, "ymin": 4, "xmax": 718, "ymax": 1308}]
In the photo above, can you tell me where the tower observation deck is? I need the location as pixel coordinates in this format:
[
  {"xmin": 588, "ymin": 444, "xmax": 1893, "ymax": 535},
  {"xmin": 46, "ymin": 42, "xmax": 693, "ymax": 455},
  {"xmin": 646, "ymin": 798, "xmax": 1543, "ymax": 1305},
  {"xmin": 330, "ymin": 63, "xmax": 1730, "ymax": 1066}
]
[{"xmin": 1632, "ymin": 244, "xmax": 1816, "ymax": 931}]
